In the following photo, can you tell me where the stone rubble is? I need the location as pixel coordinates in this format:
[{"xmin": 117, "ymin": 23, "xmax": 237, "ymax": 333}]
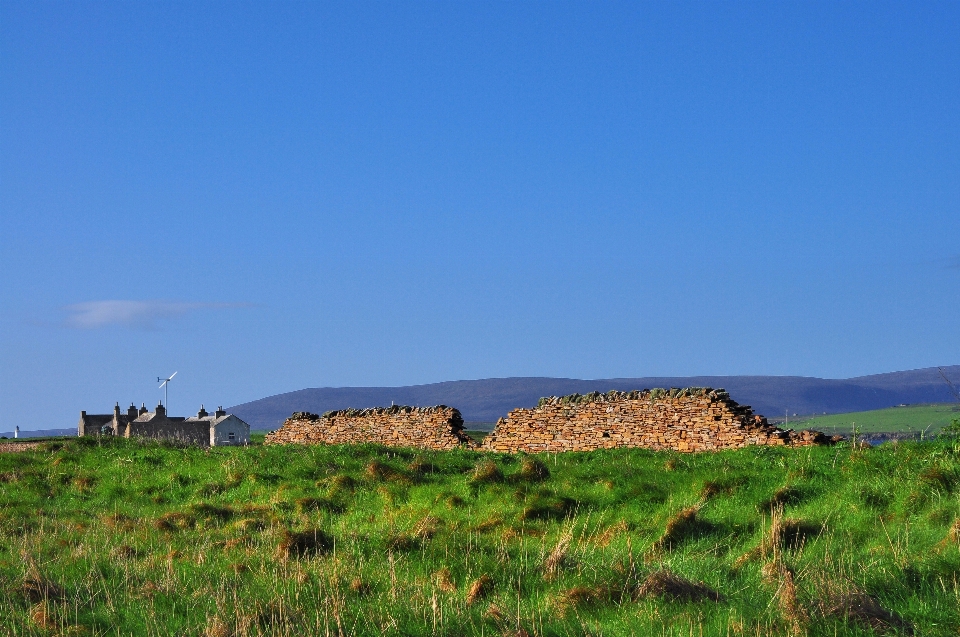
[
  {"xmin": 481, "ymin": 388, "xmax": 829, "ymax": 453},
  {"xmin": 264, "ymin": 405, "xmax": 477, "ymax": 450}
]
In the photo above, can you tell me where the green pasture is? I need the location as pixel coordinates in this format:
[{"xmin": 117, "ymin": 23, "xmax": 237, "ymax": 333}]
[
  {"xmin": 1, "ymin": 433, "xmax": 959, "ymax": 636},
  {"xmin": 792, "ymin": 403, "xmax": 960, "ymax": 436}
]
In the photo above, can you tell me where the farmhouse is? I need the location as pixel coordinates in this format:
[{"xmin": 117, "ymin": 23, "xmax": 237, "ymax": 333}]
[{"xmin": 78, "ymin": 403, "xmax": 250, "ymax": 446}]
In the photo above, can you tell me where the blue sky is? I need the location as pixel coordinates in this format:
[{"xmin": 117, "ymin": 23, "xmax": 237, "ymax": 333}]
[{"xmin": 1, "ymin": 1, "xmax": 958, "ymax": 428}]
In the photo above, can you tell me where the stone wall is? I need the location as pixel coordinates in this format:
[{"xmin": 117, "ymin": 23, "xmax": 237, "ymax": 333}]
[
  {"xmin": 481, "ymin": 388, "xmax": 828, "ymax": 453},
  {"xmin": 125, "ymin": 421, "xmax": 210, "ymax": 447},
  {"xmin": 264, "ymin": 405, "xmax": 477, "ymax": 450}
]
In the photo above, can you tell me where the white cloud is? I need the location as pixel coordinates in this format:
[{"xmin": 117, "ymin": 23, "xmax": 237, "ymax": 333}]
[{"xmin": 63, "ymin": 300, "xmax": 249, "ymax": 329}]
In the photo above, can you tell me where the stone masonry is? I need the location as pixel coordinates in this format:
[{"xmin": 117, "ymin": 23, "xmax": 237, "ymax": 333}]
[
  {"xmin": 264, "ymin": 405, "xmax": 478, "ymax": 450},
  {"xmin": 481, "ymin": 388, "xmax": 829, "ymax": 453}
]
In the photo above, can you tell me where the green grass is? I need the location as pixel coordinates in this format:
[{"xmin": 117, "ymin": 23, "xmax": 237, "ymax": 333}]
[
  {"xmin": 791, "ymin": 402, "xmax": 960, "ymax": 436},
  {"xmin": 1, "ymin": 435, "xmax": 959, "ymax": 636}
]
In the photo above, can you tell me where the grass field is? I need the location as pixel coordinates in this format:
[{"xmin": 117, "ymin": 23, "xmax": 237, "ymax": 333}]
[
  {"xmin": 1, "ymin": 434, "xmax": 959, "ymax": 636},
  {"xmin": 789, "ymin": 403, "xmax": 960, "ymax": 436}
]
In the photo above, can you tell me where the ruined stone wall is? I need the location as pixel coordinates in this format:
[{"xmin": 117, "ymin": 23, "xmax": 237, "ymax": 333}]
[
  {"xmin": 264, "ymin": 405, "xmax": 477, "ymax": 450},
  {"xmin": 482, "ymin": 388, "xmax": 827, "ymax": 453}
]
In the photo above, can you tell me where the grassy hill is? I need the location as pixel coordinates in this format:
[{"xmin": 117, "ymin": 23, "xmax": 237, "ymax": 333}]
[
  {"xmin": 1, "ymin": 437, "xmax": 959, "ymax": 635},
  {"xmin": 790, "ymin": 402, "xmax": 960, "ymax": 436}
]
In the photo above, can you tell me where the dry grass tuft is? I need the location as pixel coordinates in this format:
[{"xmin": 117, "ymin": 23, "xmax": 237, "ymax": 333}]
[
  {"xmin": 413, "ymin": 514, "xmax": 441, "ymax": 540},
  {"xmin": 233, "ymin": 517, "xmax": 265, "ymax": 533},
  {"xmin": 21, "ymin": 573, "xmax": 64, "ymax": 603},
  {"xmin": 249, "ymin": 598, "xmax": 301, "ymax": 629},
  {"xmin": 664, "ymin": 458, "xmax": 679, "ymax": 471},
  {"xmin": 386, "ymin": 533, "xmax": 418, "ymax": 552},
  {"xmin": 472, "ymin": 461, "xmax": 504, "ymax": 484},
  {"xmin": 918, "ymin": 465, "xmax": 956, "ymax": 492},
  {"xmin": 110, "ymin": 544, "xmax": 140, "ymax": 560},
  {"xmin": 189, "ymin": 502, "xmax": 236, "ymax": 522},
  {"xmin": 154, "ymin": 511, "xmax": 195, "ymax": 532},
  {"xmin": 593, "ymin": 520, "xmax": 628, "ymax": 547},
  {"xmin": 947, "ymin": 518, "xmax": 960, "ymax": 544},
  {"xmin": 651, "ymin": 505, "xmax": 706, "ymax": 552},
  {"xmin": 554, "ymin": 585, "xmax": 609, "ymax": 616},
  {"xmin": 408, "ymin": 456, "xmax": 437, "ymax": 477},
  {"xmin": 434, "ymin": 567, "xmax": 457, "ymax": 593},
  {"xmin": 541, "ymin": 530, "xmax": 574, "ymax": 580},
  {"xmin": 29, "ymin": 602, "xmax": 55, "ymax": 629},
  {"xmin": 769, "ymin": 514, "xmax": 817, "ymax": 552},
  {"xmin": 349, "ymin": 577, "xmax": 373, "ymax": 596},
  {"xmin": 365, "ymin": 460, "xmax": 409, "ymax": 484},
  {"xmin": 278, "ymin": 528, "xmax": 334, "ymax": 558},
  {"xmin": 816, "ymin": 581, "xmax": 913, "ymax": 635},
  {"xmin": 204, "ymin": 615, "xmax": 234, "ymax": 637},
  {"xmin": 700, "ymin": 477, "xmax": 744, "ymax": 500},
  {"xmin": 762, "ymin": 485, "xmax": 806, "ymax": 510},
  {"xmin": 72, "ymin": 475, "xmax": 95, "ymax": 492},
  {"xmin": 486, "ymin": 603, "xmax": 532, "ymax": 637},
  {"xmin": 102, "ymin": 512, "xmax": 135, "ymax": 531},
  {"xmin": 635, "ymin": 570, "xmax": 724, "ymax": 603},
  {"xmin": 465, "ymin": 573, "xmax": 495, "ymax": 605},
  {"xmin": 474, "ymin": 516, "xmax": 503, "ymax": 534},
  {"xmin": 445, "ymin": 494, "xmax": 465, "ymax": 508},
  {"xmin": 515, "ymin": 458, "xmax": 550, "ymax": 483},
  {"xmin": 762, "ymin": 560, "xmax": 809, "ymax": 634}
]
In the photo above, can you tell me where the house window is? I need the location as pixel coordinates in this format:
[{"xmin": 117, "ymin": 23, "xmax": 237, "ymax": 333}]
[{"xmin": 228, "ymin": 432, "xmax": 235, "ymax": 441}]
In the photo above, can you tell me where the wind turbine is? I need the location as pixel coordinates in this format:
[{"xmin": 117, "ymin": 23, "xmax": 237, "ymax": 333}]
[{"xmin": 158, "ymin": 372, "xmax": 177, "ymax": 411}]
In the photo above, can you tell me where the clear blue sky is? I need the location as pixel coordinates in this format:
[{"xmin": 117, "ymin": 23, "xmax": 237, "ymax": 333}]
[{"xmin": 1, "ymin": 1, "xmax": 958, "ymax": 428}]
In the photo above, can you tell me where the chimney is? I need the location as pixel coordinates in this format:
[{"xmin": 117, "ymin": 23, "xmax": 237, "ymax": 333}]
[
  {"xmin": 127, "ymin": 403, "xmax": 138, "ymax": 419},
  {"xmin": 139, "ymin": 403, "xmax": 147, "ymax": 416},
  {"xmin": 81, "ymin": 410, "xmax": 86, "ymax": 417},
  {"xmin": 215, "ymin": 406, "xmax": 226, "ymax": 418},
  {"xmin": 113, "ymin": 402, "xmax": 121, "ymax": 418},
  {"xmin": 156, "ymin": 402, "xmax": 166, "ymax": 417},
  {"xmin": 198, "ymin": 404, "xmax": 208, "ymax": 418}
]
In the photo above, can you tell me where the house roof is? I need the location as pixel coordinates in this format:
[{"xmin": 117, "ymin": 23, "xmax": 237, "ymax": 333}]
[
  {"xmin": 132, "ymin": 412, "xmax": 186, "ymax": 424},
  {"xmin": 184, "ymin": 414, "xmax": 233, "ymax": 426}
]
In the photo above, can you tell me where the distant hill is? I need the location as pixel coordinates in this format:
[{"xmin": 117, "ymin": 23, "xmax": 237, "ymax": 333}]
[
  {"xmin": 0, "ymin": 428, "xmax": 76, "ymax": 439},
  {"xmin": 228, "ymin": 365, "xmax": 960, "ymax": 431}
]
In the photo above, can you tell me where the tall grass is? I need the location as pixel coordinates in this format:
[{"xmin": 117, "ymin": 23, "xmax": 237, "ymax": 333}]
[{"xmin": 0, "ymin": 436, "xmax": 957, "ymax": 635}]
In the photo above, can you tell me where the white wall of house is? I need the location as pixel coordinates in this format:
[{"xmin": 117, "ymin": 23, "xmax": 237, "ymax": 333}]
[{"xmin": 210, "ymin": 415, "xmax": 250, "ymax": 446}]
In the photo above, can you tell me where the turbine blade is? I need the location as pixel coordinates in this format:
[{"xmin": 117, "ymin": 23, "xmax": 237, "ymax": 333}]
[{"xmin": 169, "ymin": 371, "xmax": 177, "ymax": 380}]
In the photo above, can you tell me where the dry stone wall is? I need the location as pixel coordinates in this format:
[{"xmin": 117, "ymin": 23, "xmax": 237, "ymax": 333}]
[
  {"xmin": 264, "ymin": 405, "xmax": 477, "ymax": 450},
  {"xmin": 482, "ymin": 388, "xmax": 828, "ymax": 453}
]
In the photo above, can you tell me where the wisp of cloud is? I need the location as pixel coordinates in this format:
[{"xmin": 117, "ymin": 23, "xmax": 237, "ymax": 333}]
[{"xmin": 64, "ymin": 300, "xmax": 248, "ymax": 329}]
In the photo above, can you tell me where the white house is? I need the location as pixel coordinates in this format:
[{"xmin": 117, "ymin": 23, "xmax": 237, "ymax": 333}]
[{"xmin": 183, "ymin": 406, "xmax": 251, "ymax": 446}]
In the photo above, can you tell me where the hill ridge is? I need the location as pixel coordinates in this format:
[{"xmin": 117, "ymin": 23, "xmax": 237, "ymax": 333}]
[{"xmin": 228, "ymin": 365, "xmax": 960, "ymax": 430}]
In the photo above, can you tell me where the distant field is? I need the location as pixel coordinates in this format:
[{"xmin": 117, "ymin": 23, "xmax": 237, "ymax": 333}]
[{"xmin": 790, "ymin": 402, "xmax": 960, "ymax": 435}]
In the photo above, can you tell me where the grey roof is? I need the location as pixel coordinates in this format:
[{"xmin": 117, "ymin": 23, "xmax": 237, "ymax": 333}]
[
  {"xmin": 132, "ymin": 412, "xmax": 186, "ymax": 424},
  {"xmin": 183, "ymin": 414, "xmax": 244, "ymax": 427}
]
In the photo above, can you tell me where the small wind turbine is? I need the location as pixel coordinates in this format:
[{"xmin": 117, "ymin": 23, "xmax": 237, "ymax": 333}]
[{"xmin": 158, "ymin": 372, "xmax": 177, "ymax": 410}]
